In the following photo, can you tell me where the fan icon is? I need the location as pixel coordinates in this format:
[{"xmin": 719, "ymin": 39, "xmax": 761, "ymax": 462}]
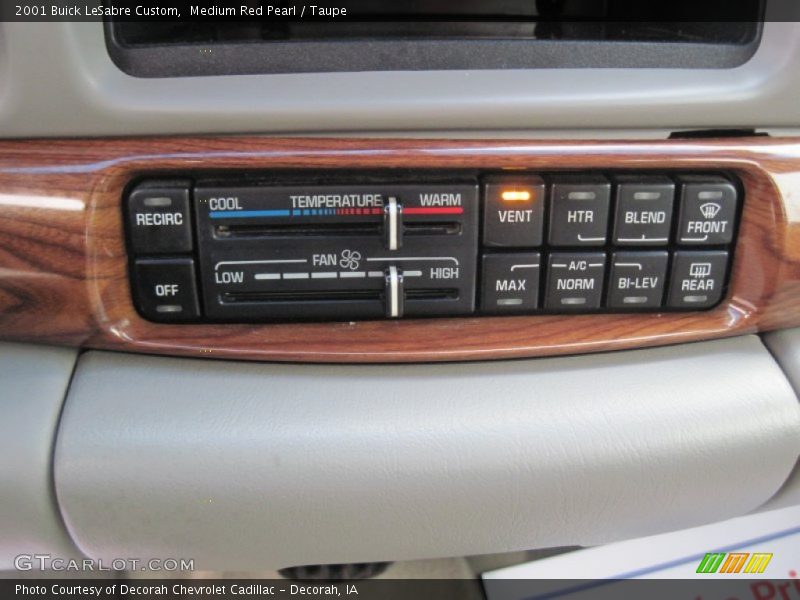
[{"xmin": 339, "ymin": 249, "xmax": 362, "ymax": 270}]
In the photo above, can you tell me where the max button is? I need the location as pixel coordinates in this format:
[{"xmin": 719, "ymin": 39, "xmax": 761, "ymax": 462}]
[{"xmin": 481, "ymin": 252, "xmax": 541, "ymax": 313}]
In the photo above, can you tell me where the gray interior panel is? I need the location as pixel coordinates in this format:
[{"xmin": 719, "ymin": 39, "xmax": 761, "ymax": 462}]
[
  {"xmin": 0, "ymin": 343, "xmax": 81, "ymax": 570},
  {"xmin": 1, "ymin": 11, "xmax": 800, "ymax": 137},
  {"xmin": 760, "ymin": 328, "xmax": 800, "ymax": 511},
  {"xmin": 55, "ymin": 337, "xmax": 800, "ymax": 570}
]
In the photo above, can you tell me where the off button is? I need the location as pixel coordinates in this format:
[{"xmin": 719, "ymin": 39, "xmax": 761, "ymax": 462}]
[{"xmin": 133, "ymin": 258, "xmax": 201, "ymax": 322}]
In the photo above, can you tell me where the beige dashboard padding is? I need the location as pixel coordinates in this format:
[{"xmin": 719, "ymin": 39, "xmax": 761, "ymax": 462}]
[
  {"xmin": 55, "ymin": 337, "xmax": 800, "ymax": 570},
  {"xmin": 0, "ymin": 343, "xmax": 82, "ymax": 570}
]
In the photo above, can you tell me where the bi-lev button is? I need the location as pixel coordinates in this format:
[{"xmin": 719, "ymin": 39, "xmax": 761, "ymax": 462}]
[
  {"xmin": 607, "ymin": 251, "xmax": 668, "ymax": 309},
  {"xmin": 127, "ymin": 181, "xmax": 193, "ymax": 254},
  {"xmin": 676, "ymin": 176, "xmax": 738, "ymax": 245},
  {"xmin": 133, "ymin": 258, "xmax": 200, "ymax": 322}
]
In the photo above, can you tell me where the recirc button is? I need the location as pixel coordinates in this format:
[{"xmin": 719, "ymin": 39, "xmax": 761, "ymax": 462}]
[{"xmin": 127, "ymin": 181, "xmax": 193, "ymax": 254}]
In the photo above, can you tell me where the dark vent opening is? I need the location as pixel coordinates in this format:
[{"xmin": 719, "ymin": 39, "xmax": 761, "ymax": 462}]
[
  {"xmin": 106, "ymin": 0, "xmax": 765, "ymax": 77},
  {"xmin": 113, "ymin": 0, "xmax": 761, "ymax": 46}
]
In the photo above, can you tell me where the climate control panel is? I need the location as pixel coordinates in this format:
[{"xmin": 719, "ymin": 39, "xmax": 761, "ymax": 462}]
[
  {"xmin": 124, "ymin": 172, "xmax": 740, "ymax": 323},
  {"xmin": 195, "ymin": 182, "xmax": 478, "ymax": 320}
]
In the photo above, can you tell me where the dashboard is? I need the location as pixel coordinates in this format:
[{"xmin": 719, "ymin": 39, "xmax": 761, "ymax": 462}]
[{"xmin": 0, "ymin": 136, "xmax": 795, "ymax": 362}]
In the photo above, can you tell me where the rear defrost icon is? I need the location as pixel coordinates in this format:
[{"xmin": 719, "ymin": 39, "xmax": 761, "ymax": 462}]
[{"xmin": 689, "ymin": 262, "xmax": 712, "ymax": 278}]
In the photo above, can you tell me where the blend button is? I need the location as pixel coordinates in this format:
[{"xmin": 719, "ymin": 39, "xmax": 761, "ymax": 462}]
[
  {"xmin": 612, "ymin": 176, "xmax": 675, "ymax": 245},
  {"xmin": 481, "ymin": 252, "xmax": 541, "ymax": 313}
]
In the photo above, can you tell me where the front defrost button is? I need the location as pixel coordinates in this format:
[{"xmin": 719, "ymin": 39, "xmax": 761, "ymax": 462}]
[{"xmin": 676, "ymin": 176, "xmax": 738, "ymax": 245}]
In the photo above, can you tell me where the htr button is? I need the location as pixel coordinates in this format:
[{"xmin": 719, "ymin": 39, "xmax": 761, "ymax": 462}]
[{"xmin": 548, "ymin": 175, "xmax": 611, "ymax": 247}]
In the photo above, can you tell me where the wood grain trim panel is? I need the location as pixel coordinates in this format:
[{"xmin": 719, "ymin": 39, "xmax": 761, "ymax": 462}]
[{"xmin": 0, "ymin": 136, "xmax": 798, "ymax": 363}]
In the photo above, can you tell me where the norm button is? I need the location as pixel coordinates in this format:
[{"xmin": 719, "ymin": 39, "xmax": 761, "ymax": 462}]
[
  {"xmin": 127, "ymin": 181, "xmax": 193, "ymax": 254},
  {"xmin": 482, "ymin": 176, "xmax": 546, "ymax": 247},
  {"xmin": 133, "ymin": 258, "xmax": 200, "ymax": 322},
  {"xmin": 545, "ymin": 252, "xmax": 606, "ymax": 310},
  {"xmin": 549, "ymin": 175, "xmax": 611, "ymax": 246},
  {"xmin": 481, "ymin": 252, "xmax": 541, "ymax": 313},
  {"xmin": 613, "ymin": 176, "xmax": 675, "ymax": 245},
  {"xmin": 677, "ymin": 176, "xmax": 738, "ymax": 245}
]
